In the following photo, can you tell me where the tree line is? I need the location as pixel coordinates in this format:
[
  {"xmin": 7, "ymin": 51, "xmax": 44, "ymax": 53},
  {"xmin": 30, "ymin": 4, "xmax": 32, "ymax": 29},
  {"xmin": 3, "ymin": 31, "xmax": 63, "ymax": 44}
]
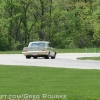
[{"xmin": 0, "ymin": 0, "xmax": 100, "ymax": 51}]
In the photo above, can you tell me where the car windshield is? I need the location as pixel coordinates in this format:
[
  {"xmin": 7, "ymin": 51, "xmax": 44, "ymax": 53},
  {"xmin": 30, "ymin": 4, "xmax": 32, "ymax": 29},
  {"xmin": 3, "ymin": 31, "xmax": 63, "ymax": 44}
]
[{"xmin": 28, "ymin": 42, "xmax": 45, "ymax": 47}]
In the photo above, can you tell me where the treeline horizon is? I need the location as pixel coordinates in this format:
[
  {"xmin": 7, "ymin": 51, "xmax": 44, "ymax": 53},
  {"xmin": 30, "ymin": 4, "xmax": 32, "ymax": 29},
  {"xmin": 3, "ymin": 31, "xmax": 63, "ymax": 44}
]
[{"xmin": 0, "ymin": 0, "xmax": 100, "ymax": 50}]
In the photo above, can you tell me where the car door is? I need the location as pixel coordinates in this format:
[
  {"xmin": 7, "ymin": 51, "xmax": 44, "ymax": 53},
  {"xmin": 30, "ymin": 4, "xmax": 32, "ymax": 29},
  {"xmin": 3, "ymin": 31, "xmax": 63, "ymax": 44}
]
[{"xmin": 48, "ymin": 43, "xmax": 54, "ymax": 56}]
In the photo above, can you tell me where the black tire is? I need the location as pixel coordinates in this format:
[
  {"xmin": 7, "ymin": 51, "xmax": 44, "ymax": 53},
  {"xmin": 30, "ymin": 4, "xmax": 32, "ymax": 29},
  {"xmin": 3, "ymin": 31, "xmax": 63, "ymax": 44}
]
[
  {"xmin": 45, "ymin": 53, "xmax": 50, "ymax": 59},
  {"xmin": 33, "ymin": 56, "xmax": 37, "ymax": 59},
  {"xmin": 51, "ymin": 53, "xmax": 56, "ymax": 59},
  {"xmin": 26, "ymin": 56, "xmax": 31, "ymax": 59}
]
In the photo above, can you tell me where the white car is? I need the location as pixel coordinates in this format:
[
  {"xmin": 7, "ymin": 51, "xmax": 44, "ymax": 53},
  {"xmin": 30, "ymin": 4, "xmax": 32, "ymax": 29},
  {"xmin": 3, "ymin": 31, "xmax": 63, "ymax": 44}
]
[{"xmin": 22, "ymin": 41, "xmax": 56, "ymax": 59}]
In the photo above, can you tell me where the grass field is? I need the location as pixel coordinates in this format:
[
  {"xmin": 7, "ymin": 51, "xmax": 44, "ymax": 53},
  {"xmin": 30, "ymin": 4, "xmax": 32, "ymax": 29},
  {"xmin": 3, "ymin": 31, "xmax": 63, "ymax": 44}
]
[{"xmin": 0, "ymin": 65, "xmax": 100, "ymax": 100}]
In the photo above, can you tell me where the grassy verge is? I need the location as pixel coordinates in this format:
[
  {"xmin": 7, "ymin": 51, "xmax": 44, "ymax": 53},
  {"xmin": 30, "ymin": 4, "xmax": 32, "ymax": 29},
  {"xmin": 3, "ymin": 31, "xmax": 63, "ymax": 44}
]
[
  {"xmin": 77, "ymin": 57, "xmax": 100, "ymax": 60},
  {"xmin": 0, "ymin": 65, "xmax": 100, "ymax": 100},
  {"xmin": 0, "ymin": 48, "xmax": 100, "ymax": 54},
  {"xmin": 0, "ymin": 51, "xmax": 21, "ymax": 54},
  {"xmin": 56, "ymin": 48, "xmax": 100, "ymax": 53}
]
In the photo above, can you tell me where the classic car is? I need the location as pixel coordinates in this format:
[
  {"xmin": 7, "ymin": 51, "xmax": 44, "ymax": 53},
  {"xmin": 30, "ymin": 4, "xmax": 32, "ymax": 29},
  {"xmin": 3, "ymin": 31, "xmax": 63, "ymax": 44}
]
[{"xmin": 22, "ymin": 41, "xmax": 56, "ymax": 59}]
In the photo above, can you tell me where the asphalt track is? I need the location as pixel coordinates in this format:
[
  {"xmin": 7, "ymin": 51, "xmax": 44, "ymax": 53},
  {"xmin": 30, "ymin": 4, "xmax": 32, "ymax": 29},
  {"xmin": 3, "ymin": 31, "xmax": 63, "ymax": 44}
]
[{"xmin": 0, "ymin": 53, "xmax": 100, "ymax": 69}]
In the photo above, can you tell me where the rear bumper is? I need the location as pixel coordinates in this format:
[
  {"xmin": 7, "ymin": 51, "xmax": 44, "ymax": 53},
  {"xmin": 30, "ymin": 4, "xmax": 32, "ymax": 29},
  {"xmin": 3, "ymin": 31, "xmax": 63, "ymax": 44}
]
[{"xmin": 22, "ymin": 51, "xmax": 48, "ymax": 56}]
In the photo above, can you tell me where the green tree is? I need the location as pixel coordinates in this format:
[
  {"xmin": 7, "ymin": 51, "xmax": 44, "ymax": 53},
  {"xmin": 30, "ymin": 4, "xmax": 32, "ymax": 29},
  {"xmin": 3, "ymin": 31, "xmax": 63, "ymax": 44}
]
[
  {"xmin": 0, "ymin": 0, "xmax": 100, "ymax": 50},
  {"xmin": 92, "ymin": 0, "xmax": 100, "ymax": 47}
]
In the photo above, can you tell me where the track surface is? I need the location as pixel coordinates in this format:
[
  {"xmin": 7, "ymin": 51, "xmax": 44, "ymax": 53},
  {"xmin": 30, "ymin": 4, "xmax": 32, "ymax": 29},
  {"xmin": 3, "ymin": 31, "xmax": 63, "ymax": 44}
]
[{"xmin": 0, "ymin": 53, "xmax": 100, "ymax": 69}]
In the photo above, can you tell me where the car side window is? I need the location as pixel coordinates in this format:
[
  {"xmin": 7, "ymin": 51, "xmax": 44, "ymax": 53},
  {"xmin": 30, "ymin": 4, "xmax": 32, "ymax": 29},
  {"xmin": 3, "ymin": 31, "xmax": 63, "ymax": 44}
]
[{"xmin": 48, "ymin": 43, "xmax": 52, "ymax": 47}]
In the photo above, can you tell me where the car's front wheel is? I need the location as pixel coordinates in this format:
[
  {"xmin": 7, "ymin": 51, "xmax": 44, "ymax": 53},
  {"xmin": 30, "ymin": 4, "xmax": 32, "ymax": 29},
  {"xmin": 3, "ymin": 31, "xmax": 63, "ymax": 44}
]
[{"xmin": 51, "ymin": 52, "xmax": 56, "ymax": 59}]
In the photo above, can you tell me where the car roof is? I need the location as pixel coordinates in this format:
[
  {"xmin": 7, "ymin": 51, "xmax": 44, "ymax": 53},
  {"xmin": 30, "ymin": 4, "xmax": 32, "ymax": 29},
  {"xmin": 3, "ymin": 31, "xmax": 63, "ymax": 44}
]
[{"xmin": 29, "ymin": 41, "xmax": 50, "ymax": 44}]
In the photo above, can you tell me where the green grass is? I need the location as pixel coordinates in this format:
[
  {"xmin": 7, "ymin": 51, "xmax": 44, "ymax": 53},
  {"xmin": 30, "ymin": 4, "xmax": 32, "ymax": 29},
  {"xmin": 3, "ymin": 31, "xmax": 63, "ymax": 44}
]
[
  {"xmin": 0, "ymin": 51, "xmax": 21, "ymax": 54},
  {"xmin": 0, "ymin": 65, "xmax": 100, "ymax": 100},
  {"xmin": 56, "ymin": 48, "xmax": 100, "ymax": 53},
  {"xmin": 77, "ymin": 57, "xmax": 100, "ymax": 60},
  {"xmin": 0, "ymin": 48, "xmax": 100, "ymax": 54}
]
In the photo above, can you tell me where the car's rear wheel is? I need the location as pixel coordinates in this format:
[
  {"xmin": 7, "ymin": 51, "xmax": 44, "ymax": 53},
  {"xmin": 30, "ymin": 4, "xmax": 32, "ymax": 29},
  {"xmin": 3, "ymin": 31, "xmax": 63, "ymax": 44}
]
[
  {"xmin": 51, "ymin": 52, "xmax": 56, "ymax": 59},
  {"xmin": 26, "ymin": 56, "xmax": 31, "ymax": 59},
  {"xmin": 33, "ymin": 56, "xmax": 37, "ymax": 59},
  {"xmin": 45, "ymin": 53, "xmax": 50, "ymax": 59}
]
